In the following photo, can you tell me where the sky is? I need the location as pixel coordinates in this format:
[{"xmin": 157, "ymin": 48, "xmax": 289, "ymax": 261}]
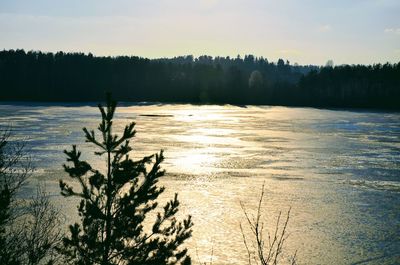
[{"xmin": 0, "ymin": 0, "xmax": 399, "ymax": 65}]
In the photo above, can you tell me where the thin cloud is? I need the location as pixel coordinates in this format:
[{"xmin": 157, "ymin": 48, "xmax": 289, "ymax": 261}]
[
  {"xmin": 384, "ymin": 28, "xmax": 400, "ymax": 34},
  {"xmin": 317, "ymin": 24, "xmax": 332, "ymax": 33}
]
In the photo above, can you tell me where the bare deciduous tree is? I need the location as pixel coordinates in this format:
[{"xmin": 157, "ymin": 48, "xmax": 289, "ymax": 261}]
[
  {"xmin": 0, "ymin": 129, "xmax": 63, "ymax": 265},
  {"xmin": 22, "ymin": 186, "xmax": 63, "ymax": 265},
  {"xmin": 240, "ymin": 182, "xmax": 297, "ymax": 265},
  {"xmin": 0, "ymin": 129, "xmax": 33, "ymax": 264}
]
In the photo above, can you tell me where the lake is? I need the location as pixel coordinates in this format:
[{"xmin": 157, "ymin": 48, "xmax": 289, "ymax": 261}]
[{"xmin": 1, "ymin": 103, "xmax": 399, "ymax": 264}]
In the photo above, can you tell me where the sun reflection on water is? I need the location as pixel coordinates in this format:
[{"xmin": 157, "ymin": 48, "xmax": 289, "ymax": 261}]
[
  {"xmin": 2, "ymin": 103, "xmax": 400, "ymax": 264},
  {"xmin": 173, "ymin": 148, "xmax": 220, "ymax": 174}
]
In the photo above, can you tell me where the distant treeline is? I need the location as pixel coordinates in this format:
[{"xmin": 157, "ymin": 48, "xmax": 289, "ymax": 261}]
[{"xmin": 0, "ymin": 49, "xmax": 399, "ymax": 108}]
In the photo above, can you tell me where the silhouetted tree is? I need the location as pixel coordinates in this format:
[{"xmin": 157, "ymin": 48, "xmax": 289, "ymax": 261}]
[
  {"xmin": 0, "ymin": 49, "xmax": 398, "ymax": 108},
  {"xmin": 0, "ymin": 50, "xmax": 315, "ymax": 105},
  {"xmin": 0, "ymin": 129, "xmax": 32, "ymax": 264},
  {"xmin": 22, "ymin": 186, "xmax": 63, "ymax": 265},
  {"xmin": 325, "ymin": 60, "xmax": 334, "ymax": 68},
  {"xmin": 0, "ymin": 130, "xmax": 62, "ymax": 265},
  {"xmin": 299, "ymin": 62, "xmax": 400, "ymax": 108},
  {"xmin": 59, "ymin": 94, "xmax": 193, "ymax": 265}
]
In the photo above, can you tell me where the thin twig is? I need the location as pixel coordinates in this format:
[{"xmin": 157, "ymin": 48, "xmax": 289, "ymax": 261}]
[{"xmin": 239, "ymin": 182, "xmax": 297, "ymax": 265}]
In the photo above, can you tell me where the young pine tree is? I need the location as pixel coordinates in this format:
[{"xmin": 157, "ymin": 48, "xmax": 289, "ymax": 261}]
[{"xmin": 59, "ymin": 95, "xmax": 193, "ymax": 265}]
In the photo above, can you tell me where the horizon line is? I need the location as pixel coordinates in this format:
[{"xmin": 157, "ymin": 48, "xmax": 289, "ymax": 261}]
[{"xmin": 2, "ymin": 48, "xmax": 400, "ymax": 67}]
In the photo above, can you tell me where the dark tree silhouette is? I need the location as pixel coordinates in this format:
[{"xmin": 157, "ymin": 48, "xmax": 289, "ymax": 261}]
[
  {"xmin": 59, "ymin": 95, "xmax": 193, "ymax": 265},
  {"xmin": 0, "ymin": 130, "xmax": 32, "ymax": 264},
  {"xmin": 0, "ymin": 49, "xmax": 398, "ymax": 108},
  {"xmin": 0, "ymin": 49, "xmax": 310, "ymax": 105},
  {"xmin": 299, "ymin": 63, "xmax": 400, "ymax": 108},
  {"xmin": 0, "ymin": 130, "xmax": 62, "ymax": 265}
]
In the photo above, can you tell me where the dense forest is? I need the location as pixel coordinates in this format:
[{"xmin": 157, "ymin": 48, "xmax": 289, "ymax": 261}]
[{"xmin": 0, "ymin": 49, "xmax": 399, "ymax": 108}]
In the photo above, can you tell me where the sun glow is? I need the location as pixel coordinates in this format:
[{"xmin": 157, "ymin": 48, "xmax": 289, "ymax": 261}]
[
  {"xmin": 164, "ymin": 106, "xmax": 241, "ymax": 174},
  {"xmin": 172, "ymin": 147, "xmax": 220, "ymax": 174}
]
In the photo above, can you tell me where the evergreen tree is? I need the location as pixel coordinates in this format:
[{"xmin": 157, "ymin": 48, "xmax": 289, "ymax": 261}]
[{"xmin": 59, "ymin": 95, "xmax": 193, "ymax": 265}]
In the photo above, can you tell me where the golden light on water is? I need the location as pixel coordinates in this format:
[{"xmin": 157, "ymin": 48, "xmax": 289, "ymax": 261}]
[
  {"xmin": 166, "ymin": 107, "xmax": 242, "ymax": 175},
  {"xmin": 171, "ymin": 106, "xmax": 240, "ymax": 123},
  {"xmin": 2, "ymin": 104, "xmax": 399, "ymax": 264},
  {"xmin": 173, "ymin": 148, "xmax": 219, "ymax": 174}
]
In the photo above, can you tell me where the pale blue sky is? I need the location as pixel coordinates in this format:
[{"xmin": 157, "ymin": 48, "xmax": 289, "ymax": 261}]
[{"xmin": 0, "ymin": 0, "xmax": 399, "ymax": 65}]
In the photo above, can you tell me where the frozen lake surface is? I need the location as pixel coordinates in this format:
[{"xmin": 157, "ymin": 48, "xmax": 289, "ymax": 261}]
[{"xmin": 1, "ymin": 103, "xmax": 399, "ymax": 264}]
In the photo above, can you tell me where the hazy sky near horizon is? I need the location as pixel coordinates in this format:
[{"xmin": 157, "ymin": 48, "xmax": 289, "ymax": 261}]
[{"xmin": 0, "ymin": 0, "xmax": 399, "ymax": 65}]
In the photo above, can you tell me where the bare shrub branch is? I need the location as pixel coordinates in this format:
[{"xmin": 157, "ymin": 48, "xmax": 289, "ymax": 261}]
[
  {"xmin": 240, "ymin": 182, "xmax": 297, "ymax": 265},
  {"xmin": 1, "ymin": 129, "xmax": 63, "ymax": 265}
]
